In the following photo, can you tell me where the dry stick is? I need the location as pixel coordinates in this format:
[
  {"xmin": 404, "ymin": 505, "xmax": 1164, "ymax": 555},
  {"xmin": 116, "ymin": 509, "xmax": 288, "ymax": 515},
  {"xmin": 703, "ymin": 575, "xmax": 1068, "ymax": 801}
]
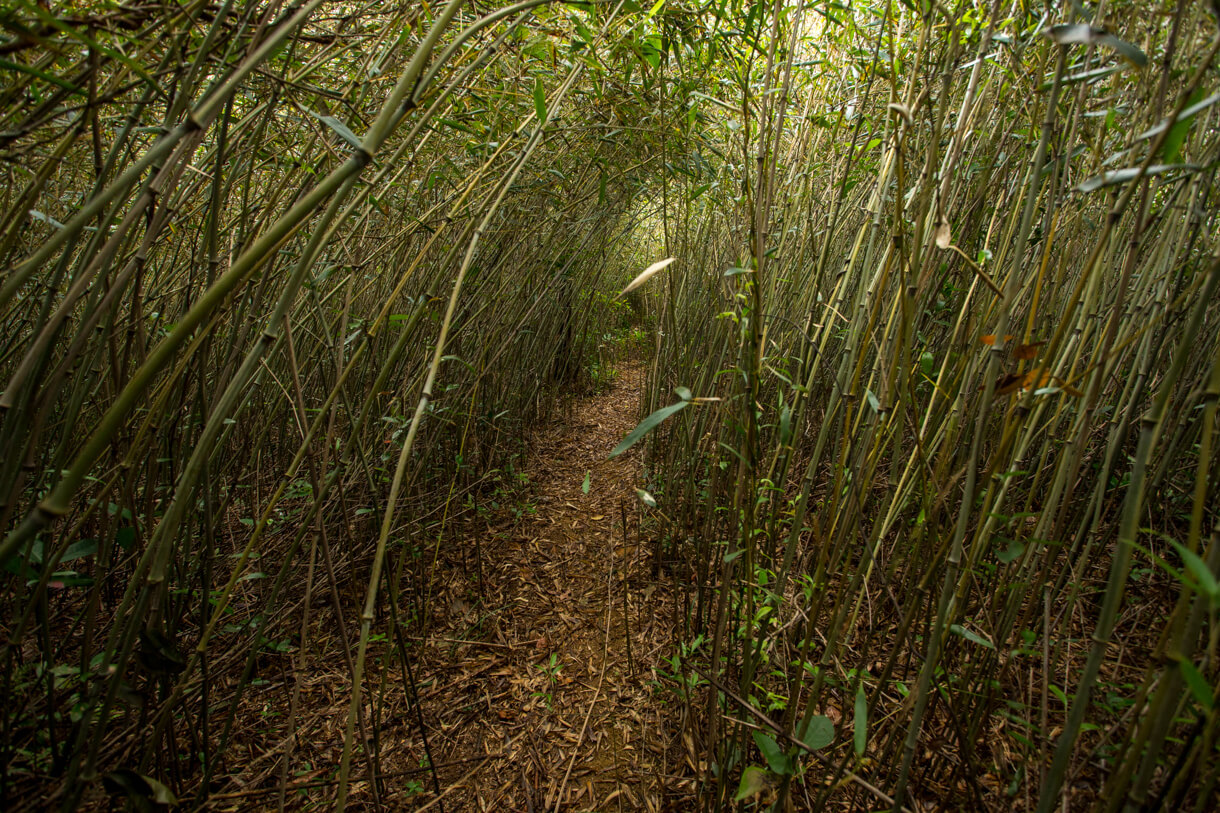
[
  {"xmin": 414, "ymin": 730, "xmax": 529, "ymax": 813},
  {"xmin": 621, "ymin": 498, "xmax": 634, "ymax": 675},
  {"xmin": 548, "ymin": 525, "xmax": 615, "ymax": 813}
]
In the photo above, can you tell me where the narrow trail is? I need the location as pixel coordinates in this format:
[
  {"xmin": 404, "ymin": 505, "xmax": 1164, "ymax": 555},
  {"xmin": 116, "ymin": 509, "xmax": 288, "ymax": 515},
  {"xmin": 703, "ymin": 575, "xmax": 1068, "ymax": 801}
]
[{"xmin": 409, "ymin": 361, "xmax": 692, "ymax": 811}]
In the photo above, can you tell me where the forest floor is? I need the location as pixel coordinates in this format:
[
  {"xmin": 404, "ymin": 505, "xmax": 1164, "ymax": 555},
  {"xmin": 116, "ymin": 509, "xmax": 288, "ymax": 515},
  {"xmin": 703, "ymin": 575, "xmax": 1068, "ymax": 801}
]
[{"xmin": 397, "ymin": 360, "xmax": 693, "ymax": 811}]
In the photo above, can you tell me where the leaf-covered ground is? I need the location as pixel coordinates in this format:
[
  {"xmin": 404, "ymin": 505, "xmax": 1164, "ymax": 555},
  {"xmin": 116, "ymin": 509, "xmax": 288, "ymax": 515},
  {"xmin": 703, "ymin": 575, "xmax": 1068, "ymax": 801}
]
[{"xmin": 397, "ymin": 361, "xmax": 692, "ymax": 810}]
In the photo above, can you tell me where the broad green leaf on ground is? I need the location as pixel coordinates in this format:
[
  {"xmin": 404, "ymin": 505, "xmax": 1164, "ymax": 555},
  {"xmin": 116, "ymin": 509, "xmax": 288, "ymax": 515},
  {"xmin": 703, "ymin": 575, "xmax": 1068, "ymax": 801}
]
[
  {"xmin": 752, "ymin": 730, "xmax": 792, "ymax": 775},
  {"xmin": 735, "ymin": 765, "xmax": 769, "ymax": 801},
  {"xmin": 799, "ymin": 714, "xmax": 835, "ymax": 750}
]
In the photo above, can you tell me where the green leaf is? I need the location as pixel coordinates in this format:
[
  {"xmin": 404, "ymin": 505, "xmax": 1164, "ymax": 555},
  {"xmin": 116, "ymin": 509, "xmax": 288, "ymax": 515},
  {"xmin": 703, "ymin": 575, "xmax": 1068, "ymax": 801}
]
[
  {"xmin": 1160, "ymin": 89, "xmax": 1205, "ymax": 164},
  {"xmin": 581, "ymin": 470, "xmax": 591, "ymax": 494},
  {"xmin": 1043, "ymin": 65, "xmax": 1120, "ymax": 90},
  {"xmin": 310, "ymin": 111, "xmax": 363, "ymax": 150},
  {"xmin": 635, "ymin": 488, "xmax": 657, "ymax": 508},
  {"xmin": 640, "ymin": 34, "xmax": 662, "ymax": 69},
  {"xmin": 1168, "ymin": 539, "xmax": 1219, "ymax": 600},
  {"xmin": 609, "ymin": 400, "xmax": 690, "ymax": 458},
  {"xmin": 1076, "ymin": 164, "xmax": 1196, "ymax": 193},
  {"xmin": 735, "ymin": 765, "xmax": 769, "ymax": 801},
  {"xmin": 0, "ymin": 57, "xmax": 87, "ymax": 96},
  {"xmin": 60, "ymin": 538, "xmax": 99, "ymax": 563},
  {"xmin": 865, "ymin": 389, "xmax": 881, "ymax": 413},
  {"xmin": 752, "ymin": 730, "xmax": 791, "ymax": 775},
  {"xmin": 115, "ymin": 526, "xmax": 136, "ymax": 550},
  {"xmin": 949, "ymin": 623, "xmax": 994, "ymax": 649},
  {"xmin": 1179, "ymin": 660, "xmax": 1213, "ymax": 711},
  {"xmin": 45, "ymin": 572, "xmax": 94, "ymax": 588},
  {"xmin": 1137, "ymin": 92, "xmax": 1220, "ymax": 146},
  {"xmin": 441, "ymin": 354, "xmax": 476, "ymax": 373},
  {"xmin": 778, "ymin": 403, "xmax": 792, "ymax": 445},
  {"xmin": 533, "ymin": 77, "xmax": 548, "ymax": 124},
  {"xmin": 1045, "ymin": 23, "xmax": 1094, "ymax": 45},
  {"xmin": 996, "ymin": 538, "xmax": 1025, "ymax": 564},
  {"xmin": 854, "ymin": 685, "xmax": 868, "ymax": 756},
  {"xmin": 798, "ymin": 714, "xmax": 834, "ymax": 750},
  {"xmin": 919, "ymin": 351, "xmax": 935, "ymax": 377}
]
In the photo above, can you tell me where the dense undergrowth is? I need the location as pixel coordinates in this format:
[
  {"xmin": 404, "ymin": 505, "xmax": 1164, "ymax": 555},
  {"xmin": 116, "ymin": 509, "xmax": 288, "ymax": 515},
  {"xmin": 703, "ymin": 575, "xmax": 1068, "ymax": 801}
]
[
  {"xmin": 627, "ymin": 1, "xmax": 1220, "ymax": 811},
  {"xmin": 0, "ymin": 0, "xmax": 1218, "ymax": 811}
]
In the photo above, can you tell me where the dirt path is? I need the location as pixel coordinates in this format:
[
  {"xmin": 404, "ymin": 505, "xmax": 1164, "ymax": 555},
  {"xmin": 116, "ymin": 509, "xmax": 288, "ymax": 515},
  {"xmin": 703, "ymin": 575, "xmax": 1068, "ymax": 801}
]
[{"xmin": 407, "ymin": 361, "xmax": 691, "ymax": 811}]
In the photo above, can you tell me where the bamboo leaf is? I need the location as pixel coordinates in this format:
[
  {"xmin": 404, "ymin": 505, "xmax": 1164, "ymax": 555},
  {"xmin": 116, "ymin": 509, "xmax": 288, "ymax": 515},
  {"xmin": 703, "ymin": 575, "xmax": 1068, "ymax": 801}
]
[
  {"xmin": 1136, "ymin": 92, "xmax": 1220, "ymax": 145},
  {"xmin": 0, "ymin": 57, "xmax": 87, "ymax": 96},
  {"xmin": 1168, "ymin": 539, "xmax": 1219, "ymax": 600},
  {"xmin": 854, "ymin": 684, "xmax": 868, "ymax": 756},
  {"xmin": 1045, "ymin": 24, "xmax": 1147, "ymax": 67},
  {"xmin": 609, "ymin": 399, "xmax": 689, "ymax": 457},
  {"xmin": 1095, "ymin": 33, "xmax": 1148, "ymax": 67},
  {"xmin": 28, "ymin": 210, "xmax": 65, "ymax": 229},
  {"xmin": 60, "ymin": 538, "xmax": 99, "ymax": 563},
  {"xmin": 534, "ymin": 76, "xmax": 548, "ymax": 124},
  {"xmin": 1076, "ymin": 164, "xmax": 1197, "ymax": 193},
  {"xmin": 1161, "ymin": 89, "xmax": 1207, "ymax": 163},
  {"xmin": 309, "ymin": 111, "xmax": 363, "ymax": 150},
  {"xmin": 617, "ymin": 257, "xmax": 676, "ymax": 298},
  {"xmin": 950, "ymin": 623, "xmax": 994, "ymax": 649},
  {"xmin": 1179, "ymin": 660, "xmax": 1214, "ymax": 711}
]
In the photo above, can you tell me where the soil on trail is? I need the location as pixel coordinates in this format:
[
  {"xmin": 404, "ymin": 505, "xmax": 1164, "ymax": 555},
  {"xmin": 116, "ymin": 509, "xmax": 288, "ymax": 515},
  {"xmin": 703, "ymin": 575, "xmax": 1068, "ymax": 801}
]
[{"xmin": 407, "ymin": 361, "xmax": 692, "ymax": 811}]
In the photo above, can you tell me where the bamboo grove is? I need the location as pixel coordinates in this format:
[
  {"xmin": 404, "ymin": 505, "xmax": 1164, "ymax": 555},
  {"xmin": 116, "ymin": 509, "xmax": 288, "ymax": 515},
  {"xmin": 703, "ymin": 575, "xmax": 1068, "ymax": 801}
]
[{"xmin": 1, "ymin": 0, "xmax": 1218, "ymax": 811}]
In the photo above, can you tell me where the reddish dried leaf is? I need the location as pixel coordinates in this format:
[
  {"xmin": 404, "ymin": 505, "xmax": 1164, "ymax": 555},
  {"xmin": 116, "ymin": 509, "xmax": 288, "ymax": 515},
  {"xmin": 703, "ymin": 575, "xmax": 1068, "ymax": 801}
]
[
  {"xmin": 1014, "ymin": 341, "xmax": 1045, "ymax": 360},
  {"xmin": 992, "ymin": 372, "xmax": 1025, "ymax": 396}
]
